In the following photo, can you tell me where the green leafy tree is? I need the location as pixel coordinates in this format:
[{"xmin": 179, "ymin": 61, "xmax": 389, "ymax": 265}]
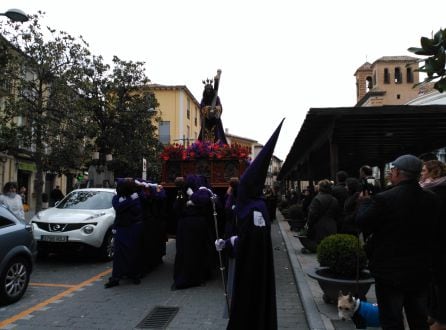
[
  {"xmin": 0, "ymin": 35, "xmax": 20, "ymax": 152},
  {"xmin": 0, "ymin": 12, "xmax": 91, "ymax": 210},
  {"xmin": 79, "ymin": 55, "xmax": 161, "ymax": 179},
  {"xmin": 408, "ymin": 28, "xmax": 446, "ymax": 92}
]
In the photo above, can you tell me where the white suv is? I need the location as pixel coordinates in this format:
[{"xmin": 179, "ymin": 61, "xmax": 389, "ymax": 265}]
[{"xmin": 31, "ymin": 188, "xmax": 116, "ymax": 260}]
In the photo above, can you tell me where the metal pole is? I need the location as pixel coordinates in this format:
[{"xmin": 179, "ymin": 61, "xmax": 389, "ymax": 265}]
[{"xmin": 210, "ymin": 194, "xmax": 231, "ymax": 314}]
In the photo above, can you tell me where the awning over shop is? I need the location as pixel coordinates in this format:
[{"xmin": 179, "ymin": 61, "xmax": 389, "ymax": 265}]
[{"xmin": 278, "ymin": 105, "xmax": 446, "ymax": 181}]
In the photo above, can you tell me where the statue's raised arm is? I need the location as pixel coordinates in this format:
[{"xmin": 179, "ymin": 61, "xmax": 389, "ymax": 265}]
[{"xmin": 198, "ymin": 69, "xmax": 228, "ymax": 145}]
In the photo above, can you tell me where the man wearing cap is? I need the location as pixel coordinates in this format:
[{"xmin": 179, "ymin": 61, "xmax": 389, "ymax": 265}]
[{"xmin": 356, "ymin": 154, "xmax": 439, "ymax": 330}]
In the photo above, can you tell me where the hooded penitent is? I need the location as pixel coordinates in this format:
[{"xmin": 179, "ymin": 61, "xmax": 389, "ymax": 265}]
[
  {"xmin": 236, "ymin": 118, "xmax": 285, "ymax": 219},
  {"xmin": 227, "ymin": 119, "xmax": 284, "ymax": 330},
  {"xmin": 173, "ymin": 174, "xmax": 215, "ymax": 290}
]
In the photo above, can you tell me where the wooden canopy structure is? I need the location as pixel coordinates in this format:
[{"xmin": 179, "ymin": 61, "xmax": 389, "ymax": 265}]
[{"xmin": 278, "ymin": 105, "xmax": 446, "ymax": 182}]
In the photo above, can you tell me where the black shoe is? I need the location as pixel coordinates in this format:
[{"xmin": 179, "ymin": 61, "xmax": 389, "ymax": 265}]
[
  {"xmin": 104, "ymin": 278, "xmax": 120, "ymax": 288},
  {"xmin": 170, "ymin": 283, "xmax": 177, "ymax": 291}
]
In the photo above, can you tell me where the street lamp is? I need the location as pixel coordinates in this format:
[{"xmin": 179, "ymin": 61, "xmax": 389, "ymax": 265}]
[{"xmin": 0, "ymin": 9, "xmax": 28, "ymax": 22}]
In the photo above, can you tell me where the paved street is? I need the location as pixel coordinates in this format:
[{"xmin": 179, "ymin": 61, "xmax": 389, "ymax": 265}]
[
  {"xmin": 277, "ymin": 213, "xmax": 379, "ymax": 330},
  {"xmin": 0, "ymin": 220, "xmax": 308, "ymax": 330}
]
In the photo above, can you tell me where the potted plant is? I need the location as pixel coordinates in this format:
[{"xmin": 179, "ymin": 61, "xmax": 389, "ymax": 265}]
[
  {"xmin": 306, "ymin": 233, "xmax": 374, "ymax": 304},
  {"xmin": 285, "ymin": 204, "xmax": 306, "ymax": 232}
]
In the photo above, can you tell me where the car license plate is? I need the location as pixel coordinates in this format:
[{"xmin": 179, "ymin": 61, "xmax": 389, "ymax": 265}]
[{"xmin": 41, "ymin": 235, "xmax": 68, "ymax": 242}]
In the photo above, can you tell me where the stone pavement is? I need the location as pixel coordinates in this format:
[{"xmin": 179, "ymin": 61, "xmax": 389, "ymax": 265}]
[
  {"xmin": 2, "ymin": 215, "xmax": 308, "ymax": 330},
  {"xmin": 3, "ymin": 210, "xmax": 380, "ymax": 330},
  {"xmin": 276, "ymin": 212, "xmax": 380, "ymax": 330}
]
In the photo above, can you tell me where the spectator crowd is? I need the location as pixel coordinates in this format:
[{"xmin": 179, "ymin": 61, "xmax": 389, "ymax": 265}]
[{"xmin": 281, "ymin": 153, "xmax": 445, "ymax": 330}]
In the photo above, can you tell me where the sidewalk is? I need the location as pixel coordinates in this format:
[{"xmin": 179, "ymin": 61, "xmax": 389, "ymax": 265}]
[{"xmin": 276, "ymin": 212, "xmax": 378, "ymax": 330}]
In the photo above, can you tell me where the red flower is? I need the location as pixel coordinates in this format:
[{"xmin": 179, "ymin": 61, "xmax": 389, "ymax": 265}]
[{"xmin": 160, "ymin": 141, "xmax": 251, "ymax": 161}]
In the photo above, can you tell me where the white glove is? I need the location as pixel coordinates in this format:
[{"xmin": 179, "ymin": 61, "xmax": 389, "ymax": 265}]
[
  {"xmin": 230, "ymin": 235, "xmax": 238, "ymax": 247},
  {"xmin": 215, "ymin": 239, "xmax": 226, "ymax": 251},
  {"xmin": 186, "ymin": 187, "xmax": 194, "ymax": 196},
  {"xmin": 111, "ymin": 229, "xmax": 117, "ymax": 235}
]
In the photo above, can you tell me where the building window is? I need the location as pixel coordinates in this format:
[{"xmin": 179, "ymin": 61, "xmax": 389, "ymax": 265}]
[
  {"xmin": 384, "ymin": 68, "xmax": 390, "ymax": 84},
  {"xmin": 373, "ymin": 72, "xmax": 376, "ymax": 86},
  {"xmin": 187, "ymin": 125, "xmax": 190, "ymax": 146},
  {"xmin": 394, "ymin": 67, "xmax": 402, "ymax": 84},
  {"xmin": 407, "ymin": 67, "xmax": 414, "ymax": 83},
  {"xmin": 397, "ymin": 94, "xmax": 401, "ymax": 99},
  {"xmin": 187, "ymin": 98, "xmax": 190, "ymax": 120},
  {"xmin": 366, "ymin": 76, "xmax": 372, "ymax": 92},
  {"xmin": 159, "ymin": 121, "xmax": 171, "ymax": 145},
  {"xmin": 194, "ymin": 107, "xmax": 198, "ymax": 126}
]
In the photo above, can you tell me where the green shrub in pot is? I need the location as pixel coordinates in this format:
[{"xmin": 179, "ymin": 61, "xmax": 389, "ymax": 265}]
[{"xmin": 317, "ymin": 234, "xmax": 367, "ymax": 278}]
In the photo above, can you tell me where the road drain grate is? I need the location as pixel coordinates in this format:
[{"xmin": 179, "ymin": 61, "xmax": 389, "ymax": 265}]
[{"xmin": 136, "ymin": 306, "xmax": 179, "ymax": 329}]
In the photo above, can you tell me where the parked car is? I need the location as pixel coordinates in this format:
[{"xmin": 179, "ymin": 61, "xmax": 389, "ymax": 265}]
[
  {"xmin": 0, "ymin": 204, "xmax": 36, "ymax": 305},
  {"xmin": 31, "ymin": 188, "xmax": 116, "ymax": 260}
]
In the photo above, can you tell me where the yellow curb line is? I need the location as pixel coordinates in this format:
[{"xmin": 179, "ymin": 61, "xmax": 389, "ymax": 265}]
[
  {"xmin": 0, "ymin": 268, "xmax": 112, "ymax": 328},
  {"xmin": 29, "ymin": 283, "xmax": 76, "ymax": 288}
]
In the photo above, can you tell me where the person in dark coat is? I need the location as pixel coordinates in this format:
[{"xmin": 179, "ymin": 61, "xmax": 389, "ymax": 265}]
[
  {"xmin": 49, "ymin": 185, "xmax": 64, "ymax": 207},
  {"xmin": 331, "ymin": 170, "xmax": 349, "ymax": 209},
  {"xmin": 356, "ymin": 154, "xmax": 440, "ymax": 329},
  {"xmin": 418, "ymin": 161, "xmax": 446, "ymax": 329},
  {"xmin": 172, "ymin": 175, "xmax": 214, "ymax": 290},
  {"xmin": 339, "ymin": 177, "xmax": 361, "ymax": 235},
  {"xmin": 223, "ymin": 177, "xmax": 239, "ymax": 239},
  {"xmin": 105, "ymin": 178, "xmax": 143, "ymax": 288},
  {"xmin": 359, "ymin": 165, "xmax": 381, "ymax": 196},
  {"xmin": 331, "ymin": 170, "xmax": 349, "ymax": 229},
  {"xmin": 265, "ymin": 186, "xmax": 279, "ymax": 222},
  {"xmin": 216, "ymin": 119, "xmax": 283, "ymax": 330},
  {"xmin": 306, "ymin": 179, "xmax": 339, "ymax": 246},
  {"xmin": 136, "ymin": 179, "xmax": 168, "ymax": 275}
]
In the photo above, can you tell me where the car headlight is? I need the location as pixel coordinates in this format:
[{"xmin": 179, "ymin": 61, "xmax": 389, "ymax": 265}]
[{"xmin": 82, "ymin": 225, "xmax": 95, "ymax": 234}]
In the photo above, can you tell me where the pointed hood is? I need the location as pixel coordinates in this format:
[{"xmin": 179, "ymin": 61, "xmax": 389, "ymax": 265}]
[{"xmin": 236, "ymin": 119, "xmax": 284, "ymax": 219}]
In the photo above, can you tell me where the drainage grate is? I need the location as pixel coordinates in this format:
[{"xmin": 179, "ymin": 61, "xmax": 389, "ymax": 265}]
[{"xmin": 136, "ymin": 306, "xmax": 179, "ymax": 329}]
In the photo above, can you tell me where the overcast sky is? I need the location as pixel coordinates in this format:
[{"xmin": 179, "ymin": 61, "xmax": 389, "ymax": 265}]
[{"xmin": 2, "ymin": 1, "xmax": 446, "ymax": 160}]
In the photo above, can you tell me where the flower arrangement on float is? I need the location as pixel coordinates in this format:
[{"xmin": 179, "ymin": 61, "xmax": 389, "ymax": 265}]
[{"xmin": 160, "ymin": 141, "xmax": 251, "ymax": 161}]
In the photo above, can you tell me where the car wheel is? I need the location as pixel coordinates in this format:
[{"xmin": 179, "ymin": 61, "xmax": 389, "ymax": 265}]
[
  {"xmin": 98, "ymin": 230, "xmax": 114, "ymax": 261},
  {"xmin": 0, "ymin": 257, "xmax": 31, "ymax": 305}
]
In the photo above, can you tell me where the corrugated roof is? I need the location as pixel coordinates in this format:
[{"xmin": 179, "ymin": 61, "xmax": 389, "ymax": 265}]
[{"xmin": 278, "ymin": 105, "xmax": 446, "ymax": 181}]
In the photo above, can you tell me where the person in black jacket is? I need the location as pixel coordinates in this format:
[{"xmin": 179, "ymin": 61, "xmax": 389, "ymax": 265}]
[
  {"xmin": 331, "ymin": 170, "xmax": 349, "ymax": 231},
  {"xmin": 419, "ymin": 160, "xmax": 446, "ymax": 329},
  {"xmin": 356, "ymin": 154, "xmax": 439, "ymax": 330},
  {"xmin": 306, "ymin": 179, "xmax": 339, "ymax": 247},
  {"xmin": 49, "ymin": 186, "xmax": 64, "ymax": 207}
]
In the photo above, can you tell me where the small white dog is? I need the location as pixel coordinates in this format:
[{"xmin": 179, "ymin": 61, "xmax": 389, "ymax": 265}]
[{"xmin": 338, "ymin": 291, "xmax": 380, "ymax": 329}]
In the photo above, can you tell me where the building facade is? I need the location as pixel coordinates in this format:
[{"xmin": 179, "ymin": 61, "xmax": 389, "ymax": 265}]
[
  {"xmin": 0, "ymin": 35, "xmax": 69, "ymax": 216},
  {"xmin": 148, "ymin": 84, "xmax": 201, "ymax": 147},
  {"xmin": 355, "ymin": 56, "xmax": 420, "ymax": 106},
  {"xmin": 225, "ymin": 129, "xmax": 258, "ymax": 156}
]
